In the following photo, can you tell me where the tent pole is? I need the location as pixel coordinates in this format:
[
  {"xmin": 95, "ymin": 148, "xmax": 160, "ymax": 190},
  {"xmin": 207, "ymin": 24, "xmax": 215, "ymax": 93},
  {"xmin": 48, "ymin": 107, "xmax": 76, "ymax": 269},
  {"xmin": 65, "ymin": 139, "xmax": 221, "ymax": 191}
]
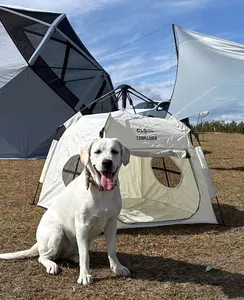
[
  {"xmin": 162, "ymin": 158, "xmax": 170, "ymax": 187},
  {"xmin": 128, "ymin": 90, "xmax": 154, "ymax": 103},
  {"xmin": 73, "ymin": 157, "xmax": 80, "ymax": 180},
  {"xmin": 127, "ymin": 92, "xmax": 136, "ymax": 114},
  {"xmin": 215, "ymin": 196, "xmax": 225, "ymax": 226},
  {"xmin": 114, "ymin": 90, "xmax": 122, "ymax": 104},
  {"xmin": 129, "ymin": 86, "xmax": 155, "ymax": 104},
  {"xmin": 30, "ymin": 182, "xmax": 41, "ymax": 205}
]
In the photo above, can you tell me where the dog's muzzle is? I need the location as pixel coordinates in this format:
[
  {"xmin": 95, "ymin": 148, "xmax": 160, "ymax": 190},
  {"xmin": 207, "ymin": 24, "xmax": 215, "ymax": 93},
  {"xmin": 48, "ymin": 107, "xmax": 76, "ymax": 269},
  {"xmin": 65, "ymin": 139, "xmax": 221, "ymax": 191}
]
[{"xmin": 86, "ymin": 166, "xmax": 118, "ymax": 191}]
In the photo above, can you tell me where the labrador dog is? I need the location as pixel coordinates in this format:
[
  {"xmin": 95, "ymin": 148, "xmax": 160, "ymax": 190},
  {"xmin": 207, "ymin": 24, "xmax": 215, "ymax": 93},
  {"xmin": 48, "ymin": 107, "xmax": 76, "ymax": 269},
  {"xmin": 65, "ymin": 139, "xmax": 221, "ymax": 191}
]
[{"xmin": 0, "ymin": 138, "xmax": 130, "ymax": 285}]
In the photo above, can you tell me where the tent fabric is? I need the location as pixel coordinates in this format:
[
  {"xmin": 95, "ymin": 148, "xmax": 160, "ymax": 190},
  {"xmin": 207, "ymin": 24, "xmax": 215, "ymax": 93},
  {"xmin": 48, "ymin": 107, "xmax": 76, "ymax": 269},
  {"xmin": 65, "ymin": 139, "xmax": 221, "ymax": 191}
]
[
  {"xmin": 118, "ymin": 155, "xmax": 200, "ymax": 223},
  {"xmin": 0, "ymin": 5, "xmax": 117, "ymax": 159},
  {"xmin": 118, "ymin": 146, "xmax": 218, "ymax": 228},
  {"xmin": 0, "ymin": 22, "xmax": 27, "ymax": 89},
  {"xmin": 169, "ymin": 24, "xmax": 244, "ymax": 120},
  {"xmin": 37, "ymin": 110, "xmax": 218, "ymax": 228},
  {"xmin": 0, "ymin": 67, "xmax": 74, "ymax": 158}
]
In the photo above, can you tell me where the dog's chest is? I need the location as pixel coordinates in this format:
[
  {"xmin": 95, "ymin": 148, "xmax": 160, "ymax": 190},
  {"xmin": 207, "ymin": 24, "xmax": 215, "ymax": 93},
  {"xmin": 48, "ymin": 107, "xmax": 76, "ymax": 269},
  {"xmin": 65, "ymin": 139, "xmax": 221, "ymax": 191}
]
[{"xmin": 89, "ymin": 202, "xmax": 117, "ymax": 236}]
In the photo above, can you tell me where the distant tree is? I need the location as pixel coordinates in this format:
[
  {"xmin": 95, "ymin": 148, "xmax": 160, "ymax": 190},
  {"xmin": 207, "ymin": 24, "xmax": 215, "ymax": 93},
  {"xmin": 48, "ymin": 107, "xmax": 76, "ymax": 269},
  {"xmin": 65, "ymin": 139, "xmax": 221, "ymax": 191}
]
[{"xmin": 192, "ymin": 120, "xmax": 244, "ymax": 133}]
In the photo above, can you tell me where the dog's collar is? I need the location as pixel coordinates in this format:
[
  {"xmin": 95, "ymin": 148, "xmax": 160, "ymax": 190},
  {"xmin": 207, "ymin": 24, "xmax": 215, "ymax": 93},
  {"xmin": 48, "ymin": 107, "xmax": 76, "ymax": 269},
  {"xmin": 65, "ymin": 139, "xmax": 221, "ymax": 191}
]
[{"xmin": 85, "ymin": 168, "xmax": 117, "ymax": 191}]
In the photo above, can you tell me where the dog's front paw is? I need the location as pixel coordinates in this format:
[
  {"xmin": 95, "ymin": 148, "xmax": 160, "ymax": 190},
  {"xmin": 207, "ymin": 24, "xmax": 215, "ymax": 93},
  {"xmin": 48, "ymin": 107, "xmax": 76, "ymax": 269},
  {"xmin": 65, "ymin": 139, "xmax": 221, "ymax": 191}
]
[
  {"xmin": 46, "ymin": 261, "xmax": 59, "ymax": 275},
  {"xmin": 77, "ymin": 274, "xmax": 93, "ymax": 285},
  {"xmin": 111, "ymin": 264, "xmax": 130, "ymax": 277}
]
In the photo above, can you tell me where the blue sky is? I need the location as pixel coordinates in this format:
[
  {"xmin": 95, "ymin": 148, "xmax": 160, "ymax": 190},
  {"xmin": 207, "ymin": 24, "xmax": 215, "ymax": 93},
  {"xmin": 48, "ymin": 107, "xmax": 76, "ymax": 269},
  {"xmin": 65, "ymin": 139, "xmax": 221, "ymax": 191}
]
[{"xmin": 2, "ymin": 0, "xmax": 244, "ymax": 122}]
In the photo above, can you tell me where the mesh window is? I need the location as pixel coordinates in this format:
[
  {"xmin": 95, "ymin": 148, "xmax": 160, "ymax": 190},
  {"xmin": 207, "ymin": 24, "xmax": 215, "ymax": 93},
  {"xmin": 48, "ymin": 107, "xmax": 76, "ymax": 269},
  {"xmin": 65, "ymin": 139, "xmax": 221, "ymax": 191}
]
[
  {"xmin": 25, "ymin": 31, "xmax": 44, "ymax": 49},
  {"xmin": 50, "ymin": 30, "xmax": 67, "ymax": 43},
  {"xmin": 50, "ymin": 67, "xmax": 63, "ymax": 79},
  {"xmin": 64, "ymin": 69, "xmax": 97, "ymax": 82},
  {"xmin": 62, "ymin": 154, "xmax": 83, "ymax": 186},
  {"xmin": 90, "ymin": 81, "xmax": 118, "ymax": 113},
  {"xmin": 40, "ymin": 36, "xmax": 66, "ymax": 68},
  {"xmin": 0, "ymin": 10, "xmax": 39, "ymax": 60},
  {"xmin": 67, "ymin": 48, "xmax": 98, "ymax": 70},
  {"xmin": 66, "ymin": 80, "xmax": 93, "ymax": 100},
  {"xmin": 89, "ymin": 80, "xmax": 107, "ymax": 113},
  {"xmin": 25, "ymin": 23, "xmax": 49, "ymax": 35},
  {"xmin": 57, "ymin": 18, "xmax": 91, "ymax": 56},
  {"xmin": 151, "ymin": 157, "xmax": 182, "ymax": 188},
  {"xmin": 32, "ymin": 56, "xmax": 79, "ymax": 109}
]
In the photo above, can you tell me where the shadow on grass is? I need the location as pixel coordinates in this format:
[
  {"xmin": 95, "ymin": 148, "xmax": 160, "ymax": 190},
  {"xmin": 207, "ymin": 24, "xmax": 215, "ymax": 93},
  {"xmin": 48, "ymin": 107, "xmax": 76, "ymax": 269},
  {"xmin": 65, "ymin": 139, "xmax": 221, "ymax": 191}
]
[
  {"xmin": 87, "ymin": 251, "xmax": 244, "ymax": 299},
  {"xmin": 203, "ymin": 150, "xmax": 212, "ymax": 155},
  {"xmin": 213, "ymin": 203, "xmax": 244, "ymax": 227},
  {"xmin": 211, "ymin": 166, "xmax": 244, "ymax": 172}
]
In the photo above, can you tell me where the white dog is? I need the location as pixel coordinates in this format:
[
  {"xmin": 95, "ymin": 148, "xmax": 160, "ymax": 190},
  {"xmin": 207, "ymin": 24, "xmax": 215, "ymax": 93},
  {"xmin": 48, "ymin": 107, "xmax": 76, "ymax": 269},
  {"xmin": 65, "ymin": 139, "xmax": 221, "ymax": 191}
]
[{"xmin": 0, "ymin": 138, "xmax": 130, "ymax": 285}]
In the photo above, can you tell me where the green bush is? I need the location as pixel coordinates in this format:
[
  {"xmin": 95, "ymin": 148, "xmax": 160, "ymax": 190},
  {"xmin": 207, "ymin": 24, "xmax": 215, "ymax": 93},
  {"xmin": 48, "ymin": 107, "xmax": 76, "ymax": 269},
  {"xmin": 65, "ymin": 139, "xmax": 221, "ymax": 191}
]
[{"xmin": 192, "ymin": 121, "xmax": 244, "ymax": 133}]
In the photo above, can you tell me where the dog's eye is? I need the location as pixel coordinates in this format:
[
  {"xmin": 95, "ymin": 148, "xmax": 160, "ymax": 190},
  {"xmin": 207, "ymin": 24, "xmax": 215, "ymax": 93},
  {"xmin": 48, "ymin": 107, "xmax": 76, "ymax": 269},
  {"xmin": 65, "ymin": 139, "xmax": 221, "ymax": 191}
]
[
  {"xmin": 94, "ymin": 149, "xmax": 102, "ymax": 154},
  {"xmin": 111, "ymin": 149, "xmax": 119, "ymax": 155}
]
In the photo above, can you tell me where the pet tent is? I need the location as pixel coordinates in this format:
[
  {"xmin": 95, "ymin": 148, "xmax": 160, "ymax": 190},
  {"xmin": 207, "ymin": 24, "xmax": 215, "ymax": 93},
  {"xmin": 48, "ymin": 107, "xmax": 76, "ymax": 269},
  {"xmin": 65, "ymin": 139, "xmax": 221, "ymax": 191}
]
[
  {"xmin": 0, "ymin": 5, "xmax": 116, "ymax": 159},
  {"xmin": 36, "ymin": 110, "xmax": 219, "ymax": 228}
]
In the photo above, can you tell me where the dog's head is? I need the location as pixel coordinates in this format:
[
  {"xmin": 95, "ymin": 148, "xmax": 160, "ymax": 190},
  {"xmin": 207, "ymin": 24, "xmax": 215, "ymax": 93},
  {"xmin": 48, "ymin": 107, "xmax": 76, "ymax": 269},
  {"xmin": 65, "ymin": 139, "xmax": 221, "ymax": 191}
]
[{"xmin": 80, "ymin": 138, "xmax": 130, "ymax": 191}]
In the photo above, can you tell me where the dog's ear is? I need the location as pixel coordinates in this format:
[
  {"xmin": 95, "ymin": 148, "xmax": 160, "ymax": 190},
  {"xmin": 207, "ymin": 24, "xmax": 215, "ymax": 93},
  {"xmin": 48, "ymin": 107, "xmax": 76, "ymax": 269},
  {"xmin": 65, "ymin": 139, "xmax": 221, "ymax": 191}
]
[
  {"xmin": 80, "ymin": 142, "xmax": 93, "ymax": 167},
  {"xmin": 121, "ymin": 145, "xmax": 130, "ymax": 166},
  {"xmin": 116, "ymin": 139, "xmax": 130, "ymax": 166}
]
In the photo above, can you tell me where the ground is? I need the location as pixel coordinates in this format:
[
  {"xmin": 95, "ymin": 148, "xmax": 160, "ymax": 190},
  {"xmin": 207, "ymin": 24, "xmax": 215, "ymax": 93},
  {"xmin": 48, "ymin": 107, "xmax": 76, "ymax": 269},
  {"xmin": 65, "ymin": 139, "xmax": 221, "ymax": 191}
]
[{"xmin": 0, "ymin": 132, "xmax": 243, "ymax": 300}]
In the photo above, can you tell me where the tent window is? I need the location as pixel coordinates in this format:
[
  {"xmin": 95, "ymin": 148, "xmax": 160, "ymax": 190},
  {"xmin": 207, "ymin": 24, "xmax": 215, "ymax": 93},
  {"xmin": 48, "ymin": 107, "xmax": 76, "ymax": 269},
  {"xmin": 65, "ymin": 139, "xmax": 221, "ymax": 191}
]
[
  {"xmin": 151, "ymin": 157, "xmax": 182, "ymax": 188},
  {"xmin": 40, "ymin": 36, "xmax": 67, "ymax": 68},
  {"xmin": 67, "ymin": 48, "xmax": 98, "ymax": 70},
  {"xmin": 25, "ymin": 31, "xmax": 44, "ymax": 50},
  {"xmin": 25, "ymin": 23, "xmax": 49, "ymax": 36},
  {"xmin": 57, "ymin": 18, "xmax": 91, "ymax": 55},
  {"xmin": 62, "ymin": 154, "xmax": 83, "ymax": 186}
]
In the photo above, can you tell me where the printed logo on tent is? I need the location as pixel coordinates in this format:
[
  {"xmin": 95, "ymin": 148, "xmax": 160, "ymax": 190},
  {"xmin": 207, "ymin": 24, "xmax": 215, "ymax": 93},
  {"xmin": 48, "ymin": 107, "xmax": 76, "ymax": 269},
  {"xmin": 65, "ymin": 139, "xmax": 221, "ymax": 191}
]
[{"xmin": 136, "ymin": 128, "xmax": 158, "ymax": 140}]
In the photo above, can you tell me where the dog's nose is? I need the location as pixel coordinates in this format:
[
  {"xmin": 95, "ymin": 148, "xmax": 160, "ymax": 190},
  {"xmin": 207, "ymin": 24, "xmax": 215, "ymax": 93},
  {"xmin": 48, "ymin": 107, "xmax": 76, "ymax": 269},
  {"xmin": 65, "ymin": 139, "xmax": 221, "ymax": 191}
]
[{"xmin": 102, "ymin": 159, "xmax": 113, "ymax": 170}]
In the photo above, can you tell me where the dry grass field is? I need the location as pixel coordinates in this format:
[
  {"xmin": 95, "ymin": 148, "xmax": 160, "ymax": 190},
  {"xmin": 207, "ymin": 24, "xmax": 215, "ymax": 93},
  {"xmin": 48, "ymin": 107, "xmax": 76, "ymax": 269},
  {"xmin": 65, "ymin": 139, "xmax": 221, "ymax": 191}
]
[{"xmin": 0, "ymin": 132, "xmax": 243, "ymax": 300}]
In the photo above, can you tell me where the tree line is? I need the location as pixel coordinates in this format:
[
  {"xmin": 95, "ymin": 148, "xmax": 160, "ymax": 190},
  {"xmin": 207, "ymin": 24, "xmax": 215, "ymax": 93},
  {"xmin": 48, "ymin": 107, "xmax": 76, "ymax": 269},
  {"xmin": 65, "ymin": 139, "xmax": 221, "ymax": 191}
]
[{"xmin": 191, "ymin": 121, "xmax": 244, "ymax": 134}]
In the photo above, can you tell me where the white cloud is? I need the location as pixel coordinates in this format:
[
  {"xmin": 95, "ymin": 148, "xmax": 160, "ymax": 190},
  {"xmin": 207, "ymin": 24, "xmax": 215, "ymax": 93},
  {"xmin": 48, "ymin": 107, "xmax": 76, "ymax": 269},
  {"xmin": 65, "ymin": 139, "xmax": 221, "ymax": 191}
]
[
  {"xmin": 169, "ymin": 0, "xmax": 210, "ymax": 9},
  {"xmin": 123, "ymin": 32, "xmax": 141, "ymax": 44},
  {"xmin": 0, "ymin": 0, "xmax": 126, "ymax": 15},
  {"xmin": 154, "ymin": 0, "xmax": 212, "ymax": 11},
  {"xmin": 104, "ymin": 47, "xmax": 177, "ymax": 86},
  {"xmin": 134, "ymin": 79, "xmax": 174, "ymax": 101},
  {"xmin": 99, "ymin": 47, "xmax": 141, "ymax": 62},
  {"xmin": 105, "ymin": 54, "xmax": 146, "ymax": 73}
]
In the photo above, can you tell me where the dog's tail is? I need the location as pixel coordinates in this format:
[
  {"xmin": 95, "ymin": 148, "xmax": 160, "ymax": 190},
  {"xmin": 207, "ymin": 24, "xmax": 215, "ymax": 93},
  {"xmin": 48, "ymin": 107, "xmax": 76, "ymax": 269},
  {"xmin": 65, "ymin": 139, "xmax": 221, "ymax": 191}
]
[{"xmin": 0, "ymin": 243, "xmax": 39, "ymax": 260}]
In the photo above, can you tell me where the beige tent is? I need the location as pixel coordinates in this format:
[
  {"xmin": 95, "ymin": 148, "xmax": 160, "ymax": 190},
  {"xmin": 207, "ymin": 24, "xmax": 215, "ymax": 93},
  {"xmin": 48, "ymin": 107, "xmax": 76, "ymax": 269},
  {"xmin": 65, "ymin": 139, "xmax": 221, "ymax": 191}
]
[{"xmin": 36, "ymin": 110, "xmax": 220, "ymax": 228}]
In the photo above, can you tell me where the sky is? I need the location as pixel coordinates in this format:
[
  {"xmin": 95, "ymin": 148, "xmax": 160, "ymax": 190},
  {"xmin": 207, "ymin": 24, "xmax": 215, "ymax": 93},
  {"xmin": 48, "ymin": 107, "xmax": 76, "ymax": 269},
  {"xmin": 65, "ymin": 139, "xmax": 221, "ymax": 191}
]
[{"xmin": 2, "ymin": 0, "xmax": 244, "ymax": 122}]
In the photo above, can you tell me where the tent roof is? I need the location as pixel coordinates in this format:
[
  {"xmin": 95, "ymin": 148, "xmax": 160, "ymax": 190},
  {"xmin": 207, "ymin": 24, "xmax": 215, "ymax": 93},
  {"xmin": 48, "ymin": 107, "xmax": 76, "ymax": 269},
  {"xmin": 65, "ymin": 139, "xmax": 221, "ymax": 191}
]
[
  {"xmin": 51, "ymin": 110, "xmax": 191, "ymax": 158},
  {"xmin": 169, "ymin": 24, "xmax": 244, "ymax": 119},
  {"xmin": 104, "ymin": 110, "xmax": 190, "ymax": 153},
  {"xmin": 0, "ymin": 4, "xmax": 116, "ymax": 114}
]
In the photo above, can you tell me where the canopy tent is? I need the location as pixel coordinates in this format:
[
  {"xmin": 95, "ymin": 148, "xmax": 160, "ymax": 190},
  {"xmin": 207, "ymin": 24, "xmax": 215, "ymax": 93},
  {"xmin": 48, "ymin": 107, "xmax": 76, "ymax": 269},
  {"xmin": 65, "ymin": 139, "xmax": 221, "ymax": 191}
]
[
  {"xmin": 0, "ymin": 5, "xmax": 117, "ymax": 159},
  {"xmin": 36, "ymin": 110, "xmax": 220, "ymax": 229},
  {"xmin": 168, "ymin": 24, "xmax": 244, "ymax": 120}
]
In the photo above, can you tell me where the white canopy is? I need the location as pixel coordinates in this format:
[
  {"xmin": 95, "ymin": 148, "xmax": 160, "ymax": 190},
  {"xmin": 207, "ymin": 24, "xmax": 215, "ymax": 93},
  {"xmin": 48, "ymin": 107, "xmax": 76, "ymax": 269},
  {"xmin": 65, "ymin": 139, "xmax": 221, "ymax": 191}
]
[{"xmin": 169, "ymin": 24, "xmax": 244, "ymax": 120}]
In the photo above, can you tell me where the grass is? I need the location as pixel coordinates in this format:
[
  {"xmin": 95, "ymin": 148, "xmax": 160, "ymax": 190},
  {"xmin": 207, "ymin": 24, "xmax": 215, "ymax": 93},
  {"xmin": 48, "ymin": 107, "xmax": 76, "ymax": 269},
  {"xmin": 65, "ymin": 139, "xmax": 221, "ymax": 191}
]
[{"xmin": 0, "ymin": 132, "xmax": 244, "ymax": 300}]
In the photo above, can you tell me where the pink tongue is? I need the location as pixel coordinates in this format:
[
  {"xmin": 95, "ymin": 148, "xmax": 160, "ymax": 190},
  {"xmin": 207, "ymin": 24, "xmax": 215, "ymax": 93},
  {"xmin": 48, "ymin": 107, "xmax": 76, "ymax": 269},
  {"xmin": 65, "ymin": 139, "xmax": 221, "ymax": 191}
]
[{"xmin": 101, "ymin": 171, "xmax": 113, "ymax": 190}]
